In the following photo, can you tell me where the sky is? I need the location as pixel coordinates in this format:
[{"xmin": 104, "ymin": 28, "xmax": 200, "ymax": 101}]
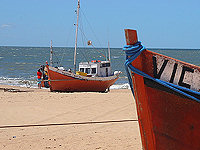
[{"xmin": 0, "ymin": 0, "xmax": 200, "ymax": 49}]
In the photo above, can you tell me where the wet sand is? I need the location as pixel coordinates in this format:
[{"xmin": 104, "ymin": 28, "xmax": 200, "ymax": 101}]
[{"xmin": 0, "ymin": 85, "xmax": 142, "ymax": 150}]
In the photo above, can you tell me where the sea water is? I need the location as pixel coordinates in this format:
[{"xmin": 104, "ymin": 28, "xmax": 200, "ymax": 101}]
[{"xmin": 0, "ymin": 46, "xmax": 199, "ymax": 89}]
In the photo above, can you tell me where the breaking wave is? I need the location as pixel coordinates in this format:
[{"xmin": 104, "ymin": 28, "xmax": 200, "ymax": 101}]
[{"xmin": 0, "ymin": 77, "xmax": 38, "ymax": 88}]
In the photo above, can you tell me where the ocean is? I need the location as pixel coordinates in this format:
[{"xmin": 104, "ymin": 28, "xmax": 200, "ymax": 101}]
[{"xmin": 0, "ymin": 46, "xmax": 199, "ymax": 89}]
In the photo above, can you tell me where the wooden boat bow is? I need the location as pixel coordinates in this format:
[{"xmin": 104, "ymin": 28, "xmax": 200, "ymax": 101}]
[{"xmin": 124, "ymin": 29, "xmax": 200, "ymax": 150}]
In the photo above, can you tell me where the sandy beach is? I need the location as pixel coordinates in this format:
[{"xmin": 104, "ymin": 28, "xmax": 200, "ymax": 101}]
[{"xmin": 0, "ymin": 85, "xmax": 142, "ymax": 150}]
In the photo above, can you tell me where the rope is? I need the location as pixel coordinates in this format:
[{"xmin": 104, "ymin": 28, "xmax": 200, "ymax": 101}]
[
  {"xmin": 123, "ymin": 42, "xmax": 200, "ymax": 102},
  {"xmin": 42, "ymin": 79, "xmax": 81, "ymax": 82},
  {"xmin": 78, "ymin": 26, "xmax": 106, "ymax": 59},
  {"xmin": 123, "ymin": 42, "xmax": 145, "ymax": 94},
  {"xmin": 0, "ymin": 119, "xmax": 138, "ymax": 129},
  {"xmin": 80, "ymin": 10, "xmax": 103, "ymax": 48}
]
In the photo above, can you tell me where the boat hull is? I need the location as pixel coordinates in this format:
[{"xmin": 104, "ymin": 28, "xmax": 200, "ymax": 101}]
[
  {"xmin": 47, "ymin": 66, "xmax": 119, "ymax": 92},
  {"xmin": 125, "ymin": 29, "xmax": 200, "ymax": 150}
]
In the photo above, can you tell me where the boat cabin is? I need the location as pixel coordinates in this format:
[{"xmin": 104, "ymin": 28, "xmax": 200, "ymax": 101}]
[{"xmin": 78, "ymin": 60, "xmax": 112, "ymax": 77}]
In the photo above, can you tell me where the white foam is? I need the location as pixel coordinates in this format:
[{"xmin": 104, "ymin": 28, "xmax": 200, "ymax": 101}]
[
  {"xmin": 110, "ymin": 83, "xmax": 130, "ymax": 89},
  {"xmin": 0, "ymin": 77, "xmax": 38, "ymax": 88},
  {"xmin": 113, "ymin": 56, "xmax": 120, "ymax": 59}
]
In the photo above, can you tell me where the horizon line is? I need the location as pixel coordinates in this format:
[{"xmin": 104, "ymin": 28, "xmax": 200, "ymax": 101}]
[{"xmin": 0, "ymin": 45, "xmax": 199, "ymax": 50}]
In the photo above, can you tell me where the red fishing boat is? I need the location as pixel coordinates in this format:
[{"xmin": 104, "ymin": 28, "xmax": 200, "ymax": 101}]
[
  {"xmin": 44, "ymin": 0, "xmax": 120, "ymax": 92},
  {"xmin": 123, "ymin": 29, "xmax": 200, "ymax": 150},
  {"xmin": 47, "ymin": 64, "xmax": 120, "ymax": 92}
]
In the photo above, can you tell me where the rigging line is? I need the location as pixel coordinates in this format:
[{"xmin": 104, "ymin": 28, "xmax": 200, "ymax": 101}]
[
  {"xmin": 75, "ymin": 12, "xmax": 106, "ymax": 60},
  {"xmin": 59, "ymin": 6, "xmax": 78, "ymax": 65},
  {"xmin": 60, "ymin": 8, "xmax": 77, "ymax": 66},
  {"xmin": 80, "ymin": 10, "xmax": 103, "ymax": 48},
  {"xmin": 71, "ymin": 12, "xmax": 90, "ymax": 62},
  {"xmin": 52, "ymin": 51, "xmax": 62, "ymax": 66},
  {"xmin": 78, "ymin": 17, "xmax": 90, "ymax": 62},
  {"xmin": 0, "ymin": 119, "xmax": 138, "ymax": 129},
  {"xmin": 66, "ymin": 22, "xmax": 76, "ymax": 47},
  {"xmin": 77, "ymin": 24, "xmax": 88, "ymax": 42},
  {"xmin": 76, "ymin": 34, "xmax": 90, "ymax": 62},
  {"xmin": 77, "ymin": 47, "xmax": 89, "ymax": 62},
  {"xmin": 59, "ymin": 48, "xmax": 66, "ymax": 67},
  {"xmin": 60, "ymin": 23, "xmax": 75, "ymax": 65},
  {"xmin": 79, "ymin": 10, "xmax": 108, "ymax": 59},
  {"xmin": 79, "ymin": 15, "xmax": 86, "ymax": 46},
  {"xmin": 77, "ymin": 26, "xmax": 106, "ymax": 59},
  {"xmin": 78, "ymin": 26, "xmax": 106, "ymax": 59},
  {"xmin": 90, "ymin": 44, "xmax": 106, "ymax": 59},
  {"xmin": 80, "ymin": 10, "xmax": 107, "ymax": 59}
]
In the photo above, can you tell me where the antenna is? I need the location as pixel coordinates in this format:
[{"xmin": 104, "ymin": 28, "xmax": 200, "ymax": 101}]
[
  {"xmin": 50, "ymin": 40, "xmax": 53, "ymax": 66},
  {"xmin": 108, "ymin": 41, "xmax": 111, "ymax": 61}
]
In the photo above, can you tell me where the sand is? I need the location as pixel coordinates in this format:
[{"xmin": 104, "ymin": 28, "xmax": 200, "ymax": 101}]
[{"xmin": 0, "ymin": 85, "xmax": 142, "ymax": 150}]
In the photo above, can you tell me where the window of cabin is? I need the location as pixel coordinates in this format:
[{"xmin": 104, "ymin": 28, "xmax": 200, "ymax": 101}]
[
  {"xmin": 101, "ymin": 63, "xmax": 110, "ymax": 68},
  {"xmin": 85, "ymin": 68, "xmax": 90, "ymax": 74},
  {"xmin": 105, "ymin": 63, "xmax": 110, "ymax": 67},
  {"xmin": 80, "ymin": 68, "xmax": 84, "ymax": 72},
  {"xmin": 91, "ymin": 68, "xmax": 96, "ymax": 74}
]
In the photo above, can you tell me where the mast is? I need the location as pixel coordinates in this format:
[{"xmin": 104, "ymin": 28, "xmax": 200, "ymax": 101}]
[
  {"xmin": 50, "ymin": 40, "xmax": 53, "ymax": 66},
  {"xmin": 73, "ymin": 0, "xmax": 80, "ymax": 73}
]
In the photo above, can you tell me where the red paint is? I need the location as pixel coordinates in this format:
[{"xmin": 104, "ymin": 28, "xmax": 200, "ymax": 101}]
[{"xmin": 125, "ymin": 29, "xmax": 200, "ymax": 150}]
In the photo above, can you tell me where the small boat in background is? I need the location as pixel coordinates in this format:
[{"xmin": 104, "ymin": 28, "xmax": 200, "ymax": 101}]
[
  {"xmin": 123, "ymin": 29, "xmax": 200, "ymax": 150},
  {"xmin": 47, "ymin": 61, "xmax": 120, "ymax": 92},
  {"xmin": 44, "ymin": 0, "xmax": 120, "ymax": 92}
]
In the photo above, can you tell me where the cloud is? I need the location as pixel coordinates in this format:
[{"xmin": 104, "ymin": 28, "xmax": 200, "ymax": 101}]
[{"xmin": 0, "ymin": 24, "xmax": 12, "ymax": 29}]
